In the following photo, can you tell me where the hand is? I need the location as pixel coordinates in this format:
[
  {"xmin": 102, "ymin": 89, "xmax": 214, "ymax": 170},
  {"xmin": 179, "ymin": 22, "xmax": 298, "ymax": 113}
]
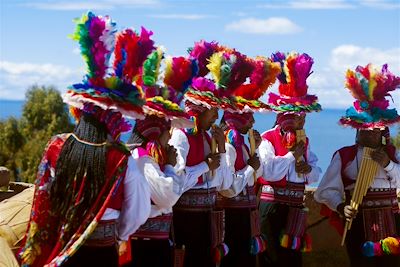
[
  {"xmin": 252, "ymin": 130, "xmax": 262, "ymax": 149},
  {"xmin": 118, "ymin": 240, "xmax": 128, "ymax": 256},
  {"xmin": 292, "ymin": 141, "xmax": 306, "ymax": 160},
  {"xmin": 247, "ymin": 155, "xmax": 260, "ymax": 170},
  {"xmin": 371, "ymin": 148, "xmax": 390, "ymax": 168},
  {"xmin": 295, "ymin": 161, "xmax": 312, "ymax": 174},
  {"xmin": 211, "ymin": 125, "xmax": 226, "ymax": 153},
  {"xmin": 337, "ymin": 203, "xmax": 357, "ymax": 221},
  {"xmin": 166, "ymin": 145, "xmax": 177, "ymax": 166},
  {"xmin": 206, "ymin": 153, "xmax": 221, "ymax": 171}
]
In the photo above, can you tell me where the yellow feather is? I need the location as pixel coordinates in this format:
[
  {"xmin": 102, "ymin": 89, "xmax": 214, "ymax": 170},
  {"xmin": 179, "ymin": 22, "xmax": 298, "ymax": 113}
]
[
  {"xmin": 368, "ymin": 65, "xmax": 377, "ymax": 100},
  {"xmin": 207, "ymin": 52, "xmax": 222, "ymax": 84}
]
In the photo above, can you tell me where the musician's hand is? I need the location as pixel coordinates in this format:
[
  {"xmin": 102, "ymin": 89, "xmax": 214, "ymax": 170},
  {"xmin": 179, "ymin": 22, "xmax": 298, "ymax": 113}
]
[
  {"xmin": 292, "ymin": 141, "xmax": 306, "ymax": 160},
  {"xmin": 166, "ymin": 145, "xmax": 177, "ymax": 166},
  {"xmin": 371, "ymin": 148, "xmax": 390, "ymax": 168},
  {"xmin": 295, "ymin": 161, "xmax": 312, "ymax": 174},
  {"xmin": 206, "ymin": 153, "xmax": 221, "ymax": 171},
  {"xmin": 211, "ymin": 125, "xmax": 226, "ymax": 153},
  {"xmin": 118, "ymin": 240, "xmax": 128, "ymax": 256},
  {"xmin": 247, "ymin": 155, "xmax": 260, "ymax": 170},
  {"xmin": 337, "ymin": 203, "xmax": 357, "ymax": 221},
  {"xmin": 251, "ymin": 130, "xmax": 262, "ymax": 149}
]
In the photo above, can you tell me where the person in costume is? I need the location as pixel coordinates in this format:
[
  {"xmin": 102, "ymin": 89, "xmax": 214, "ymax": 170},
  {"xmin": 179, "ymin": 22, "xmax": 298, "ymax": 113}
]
[
  {"xmin": 18, "ymin": 13, "xmax": 154, "ymax": 267},
  {"xmin": 314, "ymin": 63, "xmax": 400, "ymax": 267},
  {"xmin": 257, "ymin": 52, "xmax": 322, "ymax": 267},
  {"xmin": 126, "ymin": 48, "xmax": 201, "ymax": 267},
  {"xmin": 216, "ymin": 55, "xmax": 281, "ymax": 267},
  {"xmin": 168, "ymin": 41, "xmax": 238, "ymax": 267}
]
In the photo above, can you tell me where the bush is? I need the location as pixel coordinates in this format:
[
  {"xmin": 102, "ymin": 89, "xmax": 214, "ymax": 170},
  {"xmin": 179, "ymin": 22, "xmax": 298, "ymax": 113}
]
[{"xmin": 0, "ymin": 85, "xmax": 73, "ymax": 183}]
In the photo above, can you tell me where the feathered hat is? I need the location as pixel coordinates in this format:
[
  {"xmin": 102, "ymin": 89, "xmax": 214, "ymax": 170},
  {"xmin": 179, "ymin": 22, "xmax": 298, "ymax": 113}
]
[
  {"xmin": 339, "ymin": 63, "xmax": 400, "ymax": 129},
  {"xmin": 206, "ymin": 48, "xmax": 255, "ymax": 111},
  {"xmin": 64, "ymin": 12, "xmax": 155, "ymax": 118},
  {"xmin": 268, "ymin": 51, "xmax": 321, "ymax": 113},
  {"xmin": 183, "ymin": 40, "xmax": 223, "ymax": 113},
  {"xmin": 138, "ymin": 47, "xmax": 197, "ymax": 126},
  {"xmin": 230, "ymin": 56, "xmax": 281, "ymax": 113}
]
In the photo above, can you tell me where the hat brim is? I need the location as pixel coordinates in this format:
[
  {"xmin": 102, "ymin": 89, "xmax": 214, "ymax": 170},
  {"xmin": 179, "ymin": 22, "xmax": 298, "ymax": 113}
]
[
  {"xmin": 63, "ymin": 90, "xmax": 145, "ymax": 120},
  {"xmin": 267, "ymin": 92, "xmax": 321, "ymax": 113},
  {"xmin": 231, "ymin": 96, "xmax": 271, "ymax": 114}
]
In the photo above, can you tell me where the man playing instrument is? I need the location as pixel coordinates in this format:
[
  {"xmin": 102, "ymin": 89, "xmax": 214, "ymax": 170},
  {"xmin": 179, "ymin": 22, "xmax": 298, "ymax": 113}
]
[{"xmin": 314, "ymin": 64, "xmax": 400, "ymax": 266}]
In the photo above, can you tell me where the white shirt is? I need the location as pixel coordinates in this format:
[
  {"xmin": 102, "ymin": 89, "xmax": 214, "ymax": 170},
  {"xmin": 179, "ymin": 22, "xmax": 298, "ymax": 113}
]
[
  {"xmin": 101, "ymin": 156, "xmax": 151, "ymax": 241},
  {"xmin": 169, "ymin": 128, "xmax": 233, "ymax": 191},
  {"xmin": 131, "ymin": 147, "xmax": 201, "ymax": 218},
  {"xmin": 219, "ymin": 142, "xmax": 263, "ymax": 198},
  {"xmin": 258, "ymin": 127, "xmax": 321, "ymax": 184},
  {"xmin": 314, "ymin": 147, "xmax": 400, "ymax": 211}
]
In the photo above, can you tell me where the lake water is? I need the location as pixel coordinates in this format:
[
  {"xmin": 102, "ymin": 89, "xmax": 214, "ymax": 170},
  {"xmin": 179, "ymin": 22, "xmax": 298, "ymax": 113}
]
[{"xmin": 1, "ymin": 100, "xmax": 398, "ymax": 186}]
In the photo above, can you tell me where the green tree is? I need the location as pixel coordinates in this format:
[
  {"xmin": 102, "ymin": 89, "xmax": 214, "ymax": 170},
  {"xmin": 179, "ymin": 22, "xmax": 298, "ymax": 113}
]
[
  {"xmin": 0, "ymin": 85, "xmax": 74, "ymax": 183},
  {"xmin": 0, "ymin": 117, "xmax": 24, "ymax": 179}
]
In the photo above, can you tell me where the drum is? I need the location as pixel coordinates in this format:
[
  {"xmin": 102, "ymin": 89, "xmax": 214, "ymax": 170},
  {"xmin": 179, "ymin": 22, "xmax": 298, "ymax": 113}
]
[{"xmin": 0, "ymin": 187, "xmax": 34, "ymax": 251}]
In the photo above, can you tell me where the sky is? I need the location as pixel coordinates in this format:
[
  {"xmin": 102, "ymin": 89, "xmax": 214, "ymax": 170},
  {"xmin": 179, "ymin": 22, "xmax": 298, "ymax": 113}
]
[{"xmin": 0, "ymin": 0, "xmax": 399, "ymax": 109}]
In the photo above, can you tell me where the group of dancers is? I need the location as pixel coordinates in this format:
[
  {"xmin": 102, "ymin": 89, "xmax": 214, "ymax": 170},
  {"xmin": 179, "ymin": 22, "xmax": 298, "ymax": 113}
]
[{"xmin": 17, "ymin": 12, "xmax": 400, "ymax": 267}]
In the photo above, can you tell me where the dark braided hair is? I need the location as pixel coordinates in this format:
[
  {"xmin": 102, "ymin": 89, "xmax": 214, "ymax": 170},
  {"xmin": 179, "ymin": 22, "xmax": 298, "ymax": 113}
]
[{"xmin": 49, "ymin": 113, "xmax": 107, "ymax": 242}]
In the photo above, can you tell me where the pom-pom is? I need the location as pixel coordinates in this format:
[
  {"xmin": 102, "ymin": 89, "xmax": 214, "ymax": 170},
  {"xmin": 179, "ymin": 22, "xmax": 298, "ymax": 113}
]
[
  {"xmin": 362, "ymin": 241, "xmax": 376, "ymax": 257},
  {"xmin": 280, "ymin": 234, "xmax": 290, "ymax": 248},
  {"xmin": 212, "ymin": 243, "xmax": 229, "ymax": 265},
  {"xmin": 381, "ymin": 237, "xmax": 400, "ymax": 255}
]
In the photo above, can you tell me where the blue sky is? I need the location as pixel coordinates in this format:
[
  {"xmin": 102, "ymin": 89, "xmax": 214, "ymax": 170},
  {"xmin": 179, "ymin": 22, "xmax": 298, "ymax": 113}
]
[{"xmin": 0, "ymin": 0, "xmax": 399, "ymax": 108}]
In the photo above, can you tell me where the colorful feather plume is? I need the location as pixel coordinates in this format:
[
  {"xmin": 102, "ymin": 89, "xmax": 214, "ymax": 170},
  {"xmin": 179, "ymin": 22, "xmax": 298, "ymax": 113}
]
[
  {"xmin": 164, "ymin": 56, "xmax": 198, "ymax": 94},
  {"xmin": 142, "ymin": 47, "xmax": 164, "ymax": 88},
  {"xmin": 271, "ymin": 52, "xmax": 314, "ymax": 97},
  {"xmin": 70, "ymin": 11, "xmax": 117, "ymax": 87},
  {"xmin": 207, "ymin": 51, "xmax": 253, "ymax": 97},
  {"xmin": 188, "ymin": 40, "xmax": 219, "ymax": 76},
  {"xmin": 234, "ymin": 56, "xmax": 281, "ymax": 100},
  {"xmin": 113, "ymin": 27, "xmax": 155, "ymax": 84},
  {"xmin": 345, "ymin": 64, "xmax": 400, "ymax": 101},
  {"xmin": 340, "ymin": 63, "xmax": 400, "ymax": 129}
]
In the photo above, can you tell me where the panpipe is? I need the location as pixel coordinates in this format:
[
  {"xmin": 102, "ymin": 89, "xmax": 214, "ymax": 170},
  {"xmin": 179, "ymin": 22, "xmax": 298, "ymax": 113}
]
[
  {"xmin": 211, "ymin": 124, "xmax": 217, "ymax": 177},
  {"xmin": 248, "ymin": 128, "xmax": 257, "ymax": 183},
  {"xmin": 341, "ymin": 147, "xmax": 379, "ymax": 246},
  {"xmin": 295, "ymin": 129, "xmax": 307, "ymax": 178}
]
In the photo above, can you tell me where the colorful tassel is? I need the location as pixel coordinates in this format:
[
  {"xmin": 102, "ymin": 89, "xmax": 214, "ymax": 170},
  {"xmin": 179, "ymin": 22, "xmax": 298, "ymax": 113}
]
[
  {"xmin": 250, "ymin": 235, "xmax": 267, "ymax": 255},
  {"xmin": 280, "ymin": 234, "xmax": 290, "ymax": 248},
  {"xmin": 301, "ymin": 233, "xmax": 312, "ymax": 252},
  {"xmin": 212, "ymin": 243, "xmax": 229, "ymax": 266},
  {"xmin": 362, "ymin": 237, "xmax": 400, "ymax": 257}
]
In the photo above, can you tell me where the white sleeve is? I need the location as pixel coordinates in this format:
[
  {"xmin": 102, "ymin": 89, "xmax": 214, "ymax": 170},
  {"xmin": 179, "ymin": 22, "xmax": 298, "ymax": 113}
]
[
  {"xmin": 117, "ymin": 157, "xmax": 151, "ymax": 241},
  {"xmin": 384, "ymin": 151, "xmax": 400, "ymax": 187},
  {"xmin": 304, "ymin": 148, "xmax": 322, "ymax": 184},
  {"xmin": 314, "ymin": 152, "xmax": 344, "ymax": 211},
  {"xmin": 139, "ymin": 156, "xmax": 182, "ymax": 210},
  {"xmin": 169, "ymin": 129, "xmax": 190, "ymax": 175},
  {"xmin": 219, "ymin": 143, "xmax": 255, "ymax": 198},
  {"xmin": 168, "ymin": 128, "xmax": 210, "ymax": 191},
  {"xmin": 259, "ymin": 139, "xmax": 296, "ymax": 182}
]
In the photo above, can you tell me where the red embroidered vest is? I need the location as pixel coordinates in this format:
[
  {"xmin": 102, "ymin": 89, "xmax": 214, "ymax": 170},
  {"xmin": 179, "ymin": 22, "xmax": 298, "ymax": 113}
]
[
  {"xmin": 181, "ymin": 130, "xmax": 211, "ymax": 184},
  {"xmin": 107, "ymin": 147, "xmax": 129, "ymax": 210},
  {"xmin": 337, "ymin": 144, "xmax": 399, "ymax": 187},
  {"xmin": 257, "ymin": 126, "xmax": 309, "ymax": 188}
]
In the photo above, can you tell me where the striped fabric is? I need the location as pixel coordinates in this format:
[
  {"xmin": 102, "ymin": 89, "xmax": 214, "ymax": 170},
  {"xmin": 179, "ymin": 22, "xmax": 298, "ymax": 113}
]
[
  {"xmin": 132, "ymin": 213, "xmax": 172, "ymax": 240},
  {"xmin": 174, "ymin": 188, "xmax": 217, "ymax": 211},
  {"xmin": 84, "ymin": 220, "xmax": 117, "ymax": 247},
  {"xmin": 216, "ymin": 186, "xmax": 257, "ymax": 209},
  {"xmin": 259, "ymin": 182, "xmax": 305, "ymax": 206}
]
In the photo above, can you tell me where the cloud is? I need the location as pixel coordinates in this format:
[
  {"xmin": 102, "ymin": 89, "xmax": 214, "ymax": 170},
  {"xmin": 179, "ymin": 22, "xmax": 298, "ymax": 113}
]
[
  {"xmin": 259, "ymin": 0, "xmax": 354, "ymax": 9},
  {"xmin": 148, "ymin": 14, "xmax": 213, "ymax": 20},
  {"xmin": 308, "ymin": 45, "xmax": 400, "ymax": 109},
  {"xmin": 0, "ymin": 61, "xmax": 84, "ymax": 100},
  {"xmin": 360, "ymin": 0, "xmax": 400, "ymax": 9},
  {"xmin": 225, "ymin": 17, "xmax": 302, "ymax": 35},
  {"xmin": 23, "ymin": 0, "xmax": 160, "ymax": 11}
]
